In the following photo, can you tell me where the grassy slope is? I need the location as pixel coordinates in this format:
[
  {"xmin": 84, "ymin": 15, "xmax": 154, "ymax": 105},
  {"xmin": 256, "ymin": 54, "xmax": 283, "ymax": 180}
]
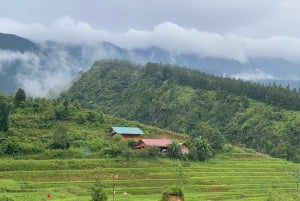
[
  {"xmin": 0, "ymin": 149, "xmax": 299, "ymax": 201},
  {"xmin": 6, "ymin": 99, "xmax": 185, "ymax": 159}
]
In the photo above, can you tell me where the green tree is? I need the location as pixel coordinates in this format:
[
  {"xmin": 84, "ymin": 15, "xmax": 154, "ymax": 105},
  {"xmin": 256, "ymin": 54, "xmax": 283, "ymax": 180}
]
[
  {"xmin": 168, "ymin": 142, "xmax": 182, "ymax": 159},
  {"xmin": 190, "ymin": 136, "xmax": 212, "ymax": 161},
  {"xmin": 2, "ymin": 136, "xmax": 21, "ymax": 155},
  {"xmin": 55, "ymin": 96, "xmax": 71, "ymax": 120},
  {"xmin": 0, "ymin": 95, "xmax": 10, "ymax": 132},
  {"xmin": 90, "ymin": 180, "xmax": 107, "ymax": 201},
  {"xmin": 192, "ymin": 122, "xmax": 225, "ymax": 151},
  {"xmin": 14, "ymin": 88, "xmax": 26, "ymax": 107},
  {"xmin": 51, "ymin": 125, "xmax": 71, "ymax": 149}
]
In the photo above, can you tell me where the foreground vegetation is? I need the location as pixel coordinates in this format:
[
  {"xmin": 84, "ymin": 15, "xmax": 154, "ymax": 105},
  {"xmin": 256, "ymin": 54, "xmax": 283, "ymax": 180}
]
[{"xmin": 0, "ymin": 148, "xmax": 299, "ymax": 201}]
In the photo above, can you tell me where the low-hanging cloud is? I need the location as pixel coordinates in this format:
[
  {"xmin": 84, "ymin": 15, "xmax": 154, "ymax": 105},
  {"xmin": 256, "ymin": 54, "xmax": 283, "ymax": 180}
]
[
  {"xmin": 2, "ymin": 16, "xmax": 300, "ymax": 97},
  {"xmin": 1, "ymin": 17, "xmax": 300, "ymax": 64},
  {"xmin": 231, "ymin": 69, "xmax": 276, "ymax": 81},
  {"xmin": 0, "ymin": 49, "xmax": 76, "ymax": 97}
]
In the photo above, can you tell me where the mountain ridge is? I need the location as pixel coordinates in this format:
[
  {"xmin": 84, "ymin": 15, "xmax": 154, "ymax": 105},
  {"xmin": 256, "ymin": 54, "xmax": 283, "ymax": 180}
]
[{"xmin": 1, "ymin": 32, "xmax": 300, "ymax": 96}]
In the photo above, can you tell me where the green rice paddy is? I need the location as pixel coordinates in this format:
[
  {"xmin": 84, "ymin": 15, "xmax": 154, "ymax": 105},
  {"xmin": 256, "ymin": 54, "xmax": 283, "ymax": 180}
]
[{"xmin": 0, "ymin": 152, "xmax": 299, "ymax": 201}]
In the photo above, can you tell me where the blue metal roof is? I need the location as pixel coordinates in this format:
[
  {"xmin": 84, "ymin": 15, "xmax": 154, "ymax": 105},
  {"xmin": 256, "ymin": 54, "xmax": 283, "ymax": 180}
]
[{"xmin": 111, "ymin": 127, "xmax": 144, "ymax": 135}]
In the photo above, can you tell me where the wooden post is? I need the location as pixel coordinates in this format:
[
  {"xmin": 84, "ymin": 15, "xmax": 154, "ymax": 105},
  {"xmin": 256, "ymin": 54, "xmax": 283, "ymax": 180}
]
[
  {"xmin": 112, "ymin": 175, "xmax": 115, "ymax": 201},
  {"xmin": 112, "ymin": 174, "xmax": 118, "ymax": 201}
]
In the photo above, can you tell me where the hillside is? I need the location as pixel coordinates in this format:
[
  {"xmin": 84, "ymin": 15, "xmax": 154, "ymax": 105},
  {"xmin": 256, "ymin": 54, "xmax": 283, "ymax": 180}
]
[
  {"xmin": 0, "ymin": 94, "xmax": 184, "ymax": 159},
  {"xmin": 67, "ymin": 59, "xmax": 300, "ymax": 162}
]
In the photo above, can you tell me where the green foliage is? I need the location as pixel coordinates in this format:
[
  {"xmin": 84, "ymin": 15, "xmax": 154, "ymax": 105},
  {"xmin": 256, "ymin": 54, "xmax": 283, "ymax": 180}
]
[
  {"xmin": 135, "ymin": 146, "xmax": 160, "ymax": 158},
  {"xmin": 189, "ymin": 136, "xmax": 212, "ymax": 161},
  {"xmin": 160, "ymin": 186, "xmax": 184, "ymax": 201},
  {"xmin": 0, "ymin": 95, "xmax": 10, "ymax": 132},
  {"xmin": 90, "ymin": 180, "xmax": 107, "ymax": 201},
  {"xmin": 191, "ymin": 122, "xmax": 225, "ymax": 151},
  {"xmin": 55, "ymin": 96, "xmax": 70, "ymax": 120},
  {"xmin": 127, "ymin": 139, "xmax": 137, "ymax": 148},
  {"xmin": 65, "ymin": 60, "xmax": 300, "ymax": 162},
  {"xmin": 51, "ymin": 124, "xmax": 71, "ymax": 149},
  {"xmin": 0, "ymin": 92, "xmax": 178, "ymax": 159},
  {"xmin": 14, "ymin": 88, "xmax": 26, "ymax": 107},
  {"xmin": 0, "ymin": 136, "xmax": 21, "ymax": 155},
  {"xmin": 167, "ymin": 142, "xmax": 182, "ymax": 159}
]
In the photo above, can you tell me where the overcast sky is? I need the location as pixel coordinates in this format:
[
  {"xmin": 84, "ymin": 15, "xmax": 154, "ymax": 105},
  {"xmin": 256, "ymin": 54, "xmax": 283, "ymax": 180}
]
[{"xmin": 1, "ymin": 0, "xmax": 300, "ymax": 62}]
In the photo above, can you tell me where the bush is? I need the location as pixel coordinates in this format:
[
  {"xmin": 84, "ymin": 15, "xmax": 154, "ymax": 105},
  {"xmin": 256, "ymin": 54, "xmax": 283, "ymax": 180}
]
[
  {"xmin": 127, "ymin": 139, "xmax": 137, "ymax": 148},
  {"xmin": 90, "ymin": 180, "xmax": 107, "ymax": 201},
  {"xmin": 159, "ymin": 185, "xmax": 184, "ymax": 201},
  {"xmin": 51, "ymin": 125, "xmax": 72, "ymax": 149},
  {"xmin": 135, "ymin": 146, "xmax": 160, "ymax": 158}
]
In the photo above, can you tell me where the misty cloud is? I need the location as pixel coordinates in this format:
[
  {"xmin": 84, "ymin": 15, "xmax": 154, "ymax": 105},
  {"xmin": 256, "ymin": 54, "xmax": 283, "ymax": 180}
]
[
  {"xmin": 0, "ymin": 50, "xmax": 40, "ymax": 75},
  {"xmin": 0, "ymin": 48, "xmax": 75, "ymax": 97},
  {"xmin": 231, "ymin": 69, "xmax": 276, "ymax": 81},
  {"xmin": 16, "ymin": 70, "xmax": 72, "ymax": 98},
  {"xmin": 0, "ymin": 50, "xmax": 38, "ymax": 65},
  {"xmin": 1, "ymin": 17, "xmax": 300, "ymax": 64}
]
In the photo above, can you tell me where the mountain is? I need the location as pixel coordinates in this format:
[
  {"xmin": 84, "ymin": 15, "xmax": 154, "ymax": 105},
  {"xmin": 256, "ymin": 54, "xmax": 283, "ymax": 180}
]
[
  {"xmin": 1, "ymin": 33, "xmax": 300, "ymax": 96},
  {"xmin": 65, "ymin": 59, "xmax": 300, "ymax": 162},
  {"xmin": 0, "ymin": 32, "xmax": 39, "ymax": 52}
]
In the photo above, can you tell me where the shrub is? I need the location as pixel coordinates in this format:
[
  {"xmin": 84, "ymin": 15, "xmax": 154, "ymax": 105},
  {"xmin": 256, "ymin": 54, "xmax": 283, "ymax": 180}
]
[
  {"xmin": 159, "ymin": 186, "xmax": 184, "ymax": 201},
  {"xmin": 51, "ymin": 125, "xmax": 72, "ymax": 149},
  {"xmin": 90, "ymin": 180, "xmax": 107, "ymax": 201},
  {"xmin": 127, "ymin": 139, "xmax": 137, "ymax": 148}
]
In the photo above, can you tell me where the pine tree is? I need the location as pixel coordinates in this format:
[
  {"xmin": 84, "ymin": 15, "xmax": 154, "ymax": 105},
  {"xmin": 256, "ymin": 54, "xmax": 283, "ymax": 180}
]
[{"xmin": 14, "ymin": 88, "xmax": 26, "ymax": 107}]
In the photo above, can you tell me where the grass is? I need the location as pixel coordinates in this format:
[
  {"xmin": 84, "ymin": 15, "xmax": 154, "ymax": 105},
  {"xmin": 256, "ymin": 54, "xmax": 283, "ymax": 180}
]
[{"xmin": 0, "ymin": 151, "xmax": 300, "ymax": 201}]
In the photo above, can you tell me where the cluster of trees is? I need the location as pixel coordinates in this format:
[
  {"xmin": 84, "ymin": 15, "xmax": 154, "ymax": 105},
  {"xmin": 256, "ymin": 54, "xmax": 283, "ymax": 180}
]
[
  {"xmin": 1, "ymin": 88, "xmax": 202, "ymax": 161},
  {"xmin": 0, "ymin": 89, "xmax": 106, "ymax": 157},
  {"xmin": 66, "ymin": 59, "xmax": 300, "ymax": 162}
]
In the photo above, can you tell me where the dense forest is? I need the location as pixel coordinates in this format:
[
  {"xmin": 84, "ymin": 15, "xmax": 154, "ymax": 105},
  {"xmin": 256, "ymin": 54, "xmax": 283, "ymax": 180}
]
[{"xmin": 66, "ymin": 59, "xmax": 300, "ymax": 162}]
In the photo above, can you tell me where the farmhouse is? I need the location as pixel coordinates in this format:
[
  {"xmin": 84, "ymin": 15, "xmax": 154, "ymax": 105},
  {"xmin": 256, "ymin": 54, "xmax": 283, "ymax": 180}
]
[
  {"xmin": 135, "ymin": 139, "xmax": 172, "ymax": 152},
  {"xmin": 109, "ymin": 126, "xmax": 144, "ymax": 141},
  {"xmin": 135, "ymin": 139, "xmax": 190, "ymax": 154}
]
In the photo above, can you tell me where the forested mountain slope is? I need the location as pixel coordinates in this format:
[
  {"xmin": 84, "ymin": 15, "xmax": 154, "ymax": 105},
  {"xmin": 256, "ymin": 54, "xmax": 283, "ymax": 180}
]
[{"xmin": 67, "ymin": 59, "xmax": 300, "ymax": 162}]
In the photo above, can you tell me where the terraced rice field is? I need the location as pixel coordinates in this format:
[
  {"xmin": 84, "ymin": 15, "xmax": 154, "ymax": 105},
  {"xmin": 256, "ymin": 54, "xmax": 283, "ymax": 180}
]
[{"xmin": 0, "ymin": 153, "xmax": 299, "ymax": 201}]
